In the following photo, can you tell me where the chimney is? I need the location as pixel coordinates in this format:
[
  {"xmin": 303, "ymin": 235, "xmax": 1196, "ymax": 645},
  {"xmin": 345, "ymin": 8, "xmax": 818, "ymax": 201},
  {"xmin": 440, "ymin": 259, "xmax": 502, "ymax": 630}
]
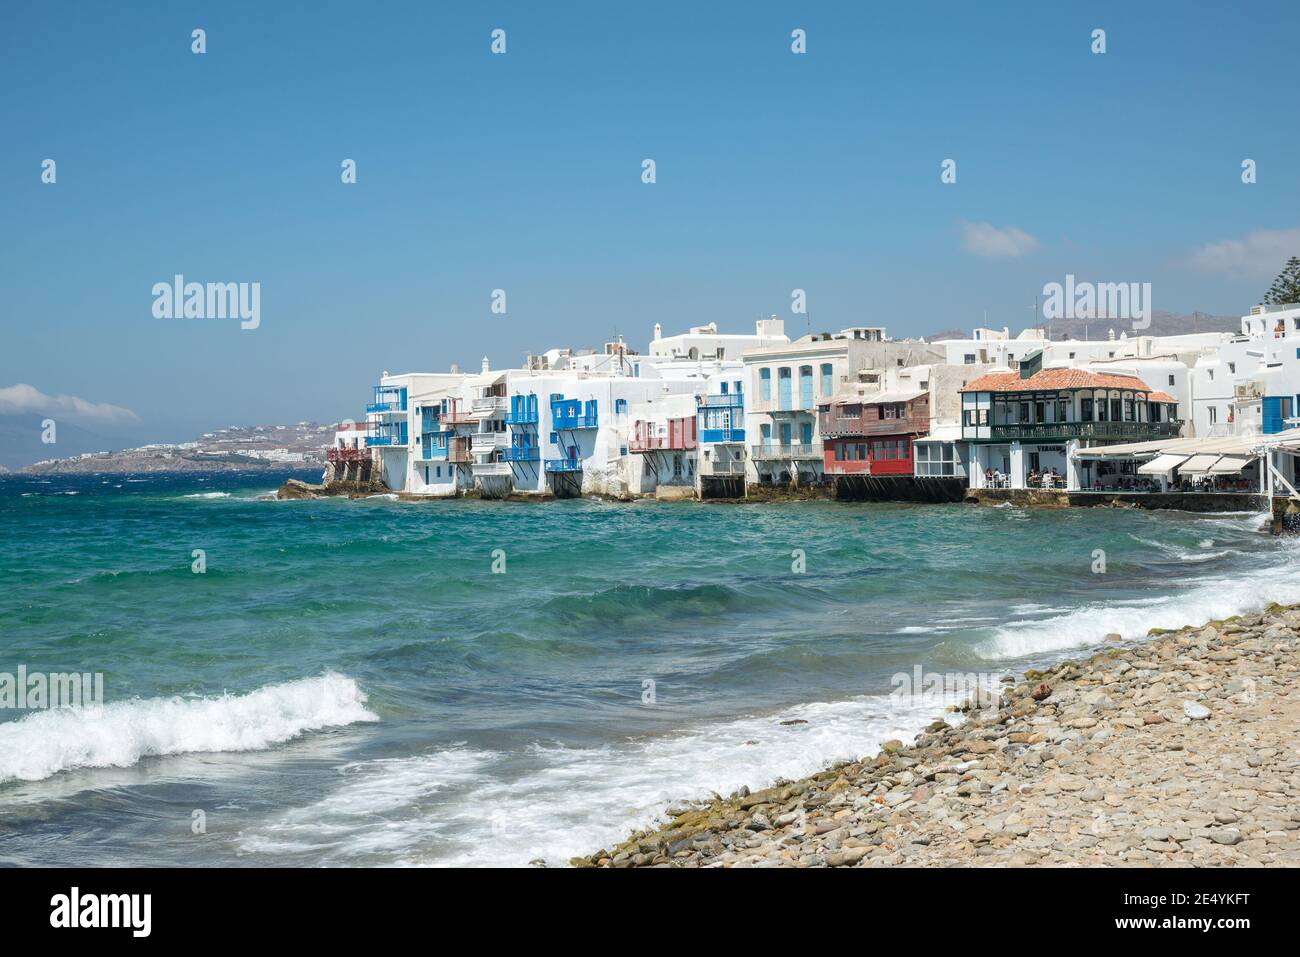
[
  {"xmin": 481, "ymin": 355, "xmax": 490, "ymax": 373},
  {"xmin": 653, "ymin": 322, "xmax": 662, "ymax": 341}
]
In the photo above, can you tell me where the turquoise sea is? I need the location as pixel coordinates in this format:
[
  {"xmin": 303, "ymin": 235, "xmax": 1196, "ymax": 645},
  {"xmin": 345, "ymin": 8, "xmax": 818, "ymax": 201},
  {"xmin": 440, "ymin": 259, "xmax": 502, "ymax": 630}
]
[{"xmin": 1, "ymin": 470, "xmax": 1295, "ymax": 866}]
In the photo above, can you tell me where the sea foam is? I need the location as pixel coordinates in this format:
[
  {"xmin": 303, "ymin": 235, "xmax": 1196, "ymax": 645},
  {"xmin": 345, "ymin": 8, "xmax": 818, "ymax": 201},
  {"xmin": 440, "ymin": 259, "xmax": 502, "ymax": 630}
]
[
  {"xmin": 0, "ymin": 673, "xmax": 377, "ymax": 784},
  {"xmin": 240, "ymin": 692, "xmax": 957, "ymax": 867},
  {"xmin": 976, "ymin": 562, "xmax": 1300, "ymax": 661}
]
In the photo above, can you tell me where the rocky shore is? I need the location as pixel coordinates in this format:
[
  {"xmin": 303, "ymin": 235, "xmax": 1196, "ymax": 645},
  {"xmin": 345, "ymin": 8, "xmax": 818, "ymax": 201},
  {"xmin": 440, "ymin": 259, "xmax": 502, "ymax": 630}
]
[{"xmin": 575, "ymin": 604, "xmax": 1300, "ymax": 867}]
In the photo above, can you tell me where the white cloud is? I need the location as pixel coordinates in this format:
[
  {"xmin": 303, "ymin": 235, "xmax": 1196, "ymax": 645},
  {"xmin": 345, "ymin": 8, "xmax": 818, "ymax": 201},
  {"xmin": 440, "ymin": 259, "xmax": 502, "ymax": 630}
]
[
  {"xmin": 1187, "ymin": 227, "xmax": 1300, "ymax": 279},
  {"xmin": 960, "ymin": 221, "xmax": 1039, "ymax": 259},
  {"xmin": 0, "ymin": 384, "xmax": 140, "ymax": 425}
]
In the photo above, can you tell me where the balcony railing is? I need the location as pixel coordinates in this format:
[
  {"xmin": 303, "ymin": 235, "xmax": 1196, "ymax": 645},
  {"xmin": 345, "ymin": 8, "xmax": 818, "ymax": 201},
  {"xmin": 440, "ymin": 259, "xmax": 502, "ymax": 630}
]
[
  {"xmin": 472, "ymin": 396, "xmax": 508, "ymax": 415},
  {"xmin": 504, "ymin": 409, "xmax": 539, "ymax": 425},
  {"xmin": 472, "ymin": 462, "xmax": 512, "ymax": 477},
  {"xmin": 471, "ymin": 432, "xmax": 510, "ymax": 453},
  {"xmin": 819, "ymin": 412, "xmax": 926, "ymax": 438},
  {"xmin": 986, "ymin": 420, "xmax": 1182, "ymax": 442},
  {"xmin": 418, "ymin": 444, "xmax": 449, "ymax": 460},
  {"xmin": 366, "ymin": 425, "xmax": 408, "ymax": 447},
  {"xmin": 699, "ymin": 427, "xmax": 744, "ymax": 444},
  {"xmin": 326, "ymin": 447, "xmax": 369, "ymax": 463},
  {"xmin": 553, "ymin": 411, "xmax": 599, "ymax": 429},
  {"xmin": 630, "ymin": 419, "xmax": 697, "ymax": 453},
  {"xmin": 544, "ymin": 457, "xmax": 583, "ymax": 472},
  {"xmin": 501, "ymin": 445, "xmax": 540, "ymax": 462},
  {"xmin": 750, "ymin": 443, "xmax": 820, "ymax": 460},
  {"xmin": 699, "ymin": 457, "xmax": 745, "ymax": 476},
  {"xmin": 698, "ymin": 393, "xmax": 744, "ymax": 410},
  {"xmin": 441, "ymin": 410, "xmax": 477, "ymax": 426},
  {"xmin": 368, "ymin": 385, "xmax": 407, "ymax": 415}
]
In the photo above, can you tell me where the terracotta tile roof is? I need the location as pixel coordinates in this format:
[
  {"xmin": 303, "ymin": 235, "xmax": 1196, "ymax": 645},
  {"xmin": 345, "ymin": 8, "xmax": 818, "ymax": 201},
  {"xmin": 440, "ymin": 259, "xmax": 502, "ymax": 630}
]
[
  {"xmin": 1147, "ymin": 391, "xmax": 1176, "ymax": 403},
  {"xmin": 960, "ymin": 368, "xmax": 1158, "ymax": 394}
]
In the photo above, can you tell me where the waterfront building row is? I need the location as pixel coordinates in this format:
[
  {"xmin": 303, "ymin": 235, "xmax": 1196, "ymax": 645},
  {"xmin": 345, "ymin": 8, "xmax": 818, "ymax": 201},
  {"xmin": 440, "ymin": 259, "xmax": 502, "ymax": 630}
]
[{"xmin": 329, "ymin": 304, "xmax": 1300, "ymax": 500}]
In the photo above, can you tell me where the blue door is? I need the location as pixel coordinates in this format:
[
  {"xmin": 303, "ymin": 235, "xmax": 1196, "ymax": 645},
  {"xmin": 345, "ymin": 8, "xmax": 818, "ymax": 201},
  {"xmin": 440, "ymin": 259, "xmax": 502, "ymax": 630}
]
[{"xmin": 779, "ymin": 422, "xmax": 792, "ymax": 447}]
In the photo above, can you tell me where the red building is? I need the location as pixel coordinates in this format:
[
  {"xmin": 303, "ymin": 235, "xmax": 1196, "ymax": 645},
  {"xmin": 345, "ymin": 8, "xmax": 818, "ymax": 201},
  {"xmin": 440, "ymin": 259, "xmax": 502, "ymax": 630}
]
[{"xmin": 820, "ymin": 390, "xmax": 930, "ymax": 476}]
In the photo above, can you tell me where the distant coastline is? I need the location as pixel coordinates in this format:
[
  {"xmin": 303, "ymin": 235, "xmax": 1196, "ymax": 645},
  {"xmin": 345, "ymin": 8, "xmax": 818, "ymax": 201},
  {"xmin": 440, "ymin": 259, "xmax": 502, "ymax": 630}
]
[{"xmin": 12, "ymin": 421, "xmax": 335, "ymax": 475}]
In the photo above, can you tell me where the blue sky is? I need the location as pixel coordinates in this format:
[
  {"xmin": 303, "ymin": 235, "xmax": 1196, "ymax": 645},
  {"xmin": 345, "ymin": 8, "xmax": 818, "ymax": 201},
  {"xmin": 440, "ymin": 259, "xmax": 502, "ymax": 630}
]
[{"xmin": 2, "ymin": 0, "xmax": 1298, "ymax": 442}]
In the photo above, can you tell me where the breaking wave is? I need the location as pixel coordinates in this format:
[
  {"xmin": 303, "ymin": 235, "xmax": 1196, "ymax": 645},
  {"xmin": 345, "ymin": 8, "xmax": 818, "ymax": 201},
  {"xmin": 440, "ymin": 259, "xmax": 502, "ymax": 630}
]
[{"xmin": 0, "ymin": 674, "xmax": 377, "ymax": 785}]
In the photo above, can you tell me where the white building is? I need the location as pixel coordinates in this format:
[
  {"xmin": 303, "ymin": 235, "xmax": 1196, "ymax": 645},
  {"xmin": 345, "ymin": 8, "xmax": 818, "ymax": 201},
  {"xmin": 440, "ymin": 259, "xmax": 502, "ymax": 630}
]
[
  {"xmin": 647, "ymin": 317, "xmax": 788, "ymax": 362},
  {"xmin": 742, "ymin": 329, "xmax": 945, "ymax": 486}
]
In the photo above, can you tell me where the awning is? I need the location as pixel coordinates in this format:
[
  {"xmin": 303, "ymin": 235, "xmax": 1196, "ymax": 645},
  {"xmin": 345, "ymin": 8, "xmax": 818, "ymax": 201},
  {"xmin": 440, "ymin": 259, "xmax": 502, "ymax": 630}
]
[
  {"xmin": 864, "ymin": 389, "xmax": 925, "ymax": 405},
  {"xmin": 1137, "ymin": 453, "xmax": 1188, "ymax": 475},
  {"xmin": 1179, "ymin": 454, "xmax": 1223, "ymax": 474},
  {"xmin": 1208, "ymin": 455, "xmax": 1252, "ymax": 474}
]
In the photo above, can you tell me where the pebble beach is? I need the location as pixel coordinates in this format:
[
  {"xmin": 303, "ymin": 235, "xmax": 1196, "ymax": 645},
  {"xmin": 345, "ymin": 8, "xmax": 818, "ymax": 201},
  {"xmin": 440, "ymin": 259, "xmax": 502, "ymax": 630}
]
[{"xmin": 577, "ymin": 603, "xmax": 1300, "ymax": 868}]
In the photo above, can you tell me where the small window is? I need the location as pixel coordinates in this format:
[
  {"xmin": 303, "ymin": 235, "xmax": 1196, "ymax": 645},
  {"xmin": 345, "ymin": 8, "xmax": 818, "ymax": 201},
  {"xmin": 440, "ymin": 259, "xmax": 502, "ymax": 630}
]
[{"xmin": 1168, "ymin": 374, "xmax": 1175, "ymax": 386}]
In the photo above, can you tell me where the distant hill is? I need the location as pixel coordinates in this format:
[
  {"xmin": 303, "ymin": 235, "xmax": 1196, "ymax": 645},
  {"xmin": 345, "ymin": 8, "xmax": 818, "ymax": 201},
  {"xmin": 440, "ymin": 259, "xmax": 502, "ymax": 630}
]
[
  {"xmin": 14, "ymin": 422, "xmax": 337, "ymax": 474},
  {"xmin": 927, "ymin": 310, "xmax": 1242, "ymax": 342}
]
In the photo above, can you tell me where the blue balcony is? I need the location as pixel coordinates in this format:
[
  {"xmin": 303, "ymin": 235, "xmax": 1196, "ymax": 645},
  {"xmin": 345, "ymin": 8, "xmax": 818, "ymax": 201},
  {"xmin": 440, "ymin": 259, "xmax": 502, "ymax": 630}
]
[
  {"xmin": 698, "ymin": 393, "xmax": 744, "ymax": 411},
  {"xmin": 700, "ymin": 428, "xmax": 745, "ymax": 443},
  {"xmin": 544, "ymin": 457, "xmax": 582, "ymax": 473},
  {"xmin": 367, "ymin": 423, "xmax": 408, "ymax": 447},
  {"xmin": 502, "ymin": 445, "xmax": 540, "ymax": 462},
  {"xmin": 368, "ymin": 385, "xmax": 408, "ymax": 415},
  {"xmin": 420, "ymin": 409, "xmax": 440, "ymax": 434},
  {"xmin": 551, "ymin": 397, "xmax": 598, "ymax": 430},
  {"xmin": 420, "ymin": 441, "xmax": 449, "ymax": 460},
  {"xmin": 505, "ymin": 394, "xmax": 540, "ymax": 425}
]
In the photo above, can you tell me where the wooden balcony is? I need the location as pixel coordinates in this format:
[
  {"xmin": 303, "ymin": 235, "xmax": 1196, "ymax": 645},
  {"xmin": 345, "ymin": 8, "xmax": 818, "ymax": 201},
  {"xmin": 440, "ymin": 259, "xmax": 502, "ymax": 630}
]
[
  {"xmin": 447, "ymin": 439, "xmax": 473, "ymax": 464},
  {"xmin": 985, "ymin": 420, "xmax": 1182, "ymax": 442},
  {"xmin": 326, "ymin": 447, "xmax": 369, "ymax": 464}
]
